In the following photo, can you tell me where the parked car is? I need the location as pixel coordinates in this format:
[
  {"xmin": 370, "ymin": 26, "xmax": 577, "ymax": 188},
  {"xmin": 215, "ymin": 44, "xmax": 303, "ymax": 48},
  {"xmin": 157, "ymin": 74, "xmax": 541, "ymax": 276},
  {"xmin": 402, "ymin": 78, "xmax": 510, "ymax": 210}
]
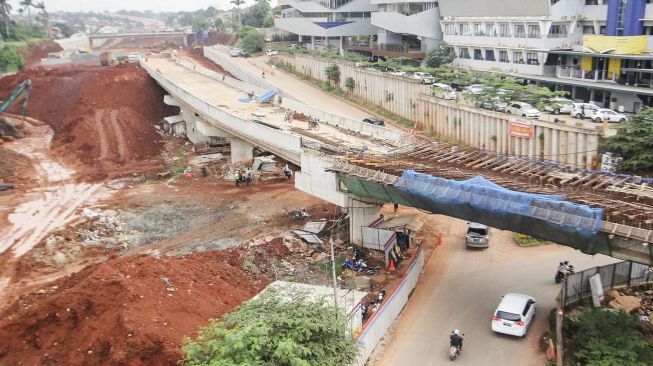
[
  {"xmin": 412, "ymin": 72, "xmax": 435, "ymax": 84},
  {"xmin": 127, "ymin": 52, "xmax": 141, "ymax": 63},
  {"xmin": 466, "ymin": 84, "xmax": 484, "ymax": 95},
  {"xmin": 229, "ymin": 48, "xmax": 241, "ymax": 57},
  {"xmin": 477, "ymin": 96, "xmax": 508, "ymax": 112},
  {"xmin": 389, "ymin": 70, "xmax": 407, "ymax": 77},
  {"xmin": 492, "ymin": 293, "xmax": 536, "ymax": 337},
  {"xmin": 266, "ymin": 49, "xmax": 278, "ymax": 56},
  {"xmin": 432, "ymin": 83, "xmax": 457, "ymax": 100},
  {"xmin": 571, "ymin": 103, "xmax": 599, "ymax": 119},
  {"xmin": 289, "ymin": 43, "xmax": 298, "ymax": 49},
  {"xmin": 590, "ymin": 108, "xmax": 627, "ymax": 123},
  {"xmin": 239, "ymin": 50, "xmax": 251, "ymax": 58},
  {"xmin": 506, "ymin": 102, "xmax": 541, "ymax": 118},
  {"xmin": 466, "ymin": 222, "xmax": 489, "ymax": 248},
  {"xmin": 363, "ymin": 117, "xmax": 385, "ymax": 126},
  {"xmin": 544, "ymin": 97, "xmax": 574, "ymax": 115}
]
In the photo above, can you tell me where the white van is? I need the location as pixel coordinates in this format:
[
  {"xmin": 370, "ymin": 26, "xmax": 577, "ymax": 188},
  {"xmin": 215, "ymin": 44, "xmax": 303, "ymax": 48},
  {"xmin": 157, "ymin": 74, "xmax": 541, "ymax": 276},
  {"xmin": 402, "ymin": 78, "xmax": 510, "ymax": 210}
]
[{"xmin": 127, "ymin": 52, "xmax": 141, "ymax": 63}]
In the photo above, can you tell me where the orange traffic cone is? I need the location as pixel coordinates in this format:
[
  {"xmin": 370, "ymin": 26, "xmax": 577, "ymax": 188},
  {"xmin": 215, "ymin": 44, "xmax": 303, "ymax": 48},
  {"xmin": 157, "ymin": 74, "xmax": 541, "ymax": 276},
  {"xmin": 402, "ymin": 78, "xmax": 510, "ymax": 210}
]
[{"xmin": 388, "ymin": 259, "xmax": 396, "ymax": 271}]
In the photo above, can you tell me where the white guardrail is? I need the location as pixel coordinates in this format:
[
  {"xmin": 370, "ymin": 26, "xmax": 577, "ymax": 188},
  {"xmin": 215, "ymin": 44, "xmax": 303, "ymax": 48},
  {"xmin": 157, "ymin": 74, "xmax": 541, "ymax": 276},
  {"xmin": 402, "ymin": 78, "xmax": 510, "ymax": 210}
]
[
  {"xmin": 353, "ymin": 245, "xmax": 425, "ymax": 365},
  {"xmin": 140, "ymin": 59, "xmax": 302, "ymax": 164}
]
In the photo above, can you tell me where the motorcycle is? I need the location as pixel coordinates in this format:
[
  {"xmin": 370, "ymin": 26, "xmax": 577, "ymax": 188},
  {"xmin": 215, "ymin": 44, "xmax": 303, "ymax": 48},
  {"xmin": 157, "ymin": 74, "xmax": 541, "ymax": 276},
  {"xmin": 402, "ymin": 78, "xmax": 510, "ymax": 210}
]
[
  {"xmin": 291, "ymin": 209, "xmax": 310, "ymax": 221},
  {"xmin": 555, "ymin": 265, "xmax": 574, "ymax": 283},
  {"xmin": 341, "ymin": 258, "xmax": 379, "ymax": 275},
  {"xmin": 449, "ymin": 345, "xmax": 461, "ymax": 361}
]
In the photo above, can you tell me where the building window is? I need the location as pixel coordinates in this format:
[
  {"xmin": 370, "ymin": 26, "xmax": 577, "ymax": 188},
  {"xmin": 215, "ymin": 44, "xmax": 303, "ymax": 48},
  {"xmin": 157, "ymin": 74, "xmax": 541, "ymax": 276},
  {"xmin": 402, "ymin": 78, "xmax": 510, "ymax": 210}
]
[
  {"xmin": 582, "ymin": 25, "xmax": 595, "ymax": 34},
  {"xmin": 514, "ymin": 25, "xmax": 526, "ymax": 38},
  {"xmin": 526, "ymin": 52, "xmax": 539, "ymax": 65},
  {"xmin": 474, "ymin": 49, "xmax": 483, "ymax": 60},
  {"xmin": 600, "ymin": 26, "xmax": 606, "ymax": 34},
  {"xmin": 459, "ymin": 23, "xmax": 472, "ymax": 36},
  {"xmin": 485, "ymin": 24, "xmax": 495, "ymax": 37},
  {"xmin": 513, "ymin": 51, "xmax": 525, "ymax": 64},
  {"xmin": 499, "ymin": 23, "xmax": 510, "ymax": 37},
  {"xmin": 549, "ymin": 24, "xmax": 567, "ymax": 38},
  {"xmin": 499, "ymin": 50, "xmax": 509, "ymax": 63},
  {"xmin": 474, "ymin": 23, "xmax": 483, "ymax": 36},
  {"xmin": 444, "ymin": 24, "xmax": 456, "ymax": 35},
  {"xmin": 485, "ymin": 50, "xmax": 496, "ymax": 61},
  {"xmin": 459, "ymin": 48, "xmax": 470, "ymax": 59},
  {"xmin": 585, "ymin": 0, "xmax": 599, "ymax": 4},
  {"xmin": 527, "ymin": 25, "xmax": 540, "ymax": 38}
]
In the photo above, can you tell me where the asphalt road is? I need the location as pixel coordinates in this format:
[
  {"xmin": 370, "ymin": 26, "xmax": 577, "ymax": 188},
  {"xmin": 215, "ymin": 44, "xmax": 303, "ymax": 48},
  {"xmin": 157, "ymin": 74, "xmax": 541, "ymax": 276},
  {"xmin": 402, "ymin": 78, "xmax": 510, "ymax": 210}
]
[{"xmin": 370, "ymin": 216, "xmax": 620, "ymax": 366}]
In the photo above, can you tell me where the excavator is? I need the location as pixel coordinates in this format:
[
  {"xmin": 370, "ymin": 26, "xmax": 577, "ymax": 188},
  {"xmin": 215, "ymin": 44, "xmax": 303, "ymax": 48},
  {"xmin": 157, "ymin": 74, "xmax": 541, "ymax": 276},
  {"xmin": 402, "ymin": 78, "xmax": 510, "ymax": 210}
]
[{"xmin": 0, "ymin": 79, "xmax": 31, "ymax": 119}]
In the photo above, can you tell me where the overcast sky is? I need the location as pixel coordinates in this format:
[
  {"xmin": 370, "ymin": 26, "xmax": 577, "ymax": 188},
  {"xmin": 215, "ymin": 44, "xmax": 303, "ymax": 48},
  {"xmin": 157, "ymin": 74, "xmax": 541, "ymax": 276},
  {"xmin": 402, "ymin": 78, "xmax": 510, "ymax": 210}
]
[{"xmin": 7, "ymin": 0, "xmax": 268, "ymax": 13}]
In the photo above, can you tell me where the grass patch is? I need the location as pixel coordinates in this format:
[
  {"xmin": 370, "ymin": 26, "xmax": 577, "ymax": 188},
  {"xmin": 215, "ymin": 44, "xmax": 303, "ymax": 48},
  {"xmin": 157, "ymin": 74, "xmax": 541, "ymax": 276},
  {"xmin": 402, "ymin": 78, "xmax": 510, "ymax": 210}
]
[{"xmin": 514, "ymin": 233, "xmax": 548, "ymax": 247}]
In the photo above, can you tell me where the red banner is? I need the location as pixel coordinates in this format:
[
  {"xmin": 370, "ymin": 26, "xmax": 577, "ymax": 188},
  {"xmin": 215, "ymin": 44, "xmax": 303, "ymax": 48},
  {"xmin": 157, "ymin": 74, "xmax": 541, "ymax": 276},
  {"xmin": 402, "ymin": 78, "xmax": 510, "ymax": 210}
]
[{"xmin": 509, "ymin": 118, "xmax": 534, "ymax": 138}]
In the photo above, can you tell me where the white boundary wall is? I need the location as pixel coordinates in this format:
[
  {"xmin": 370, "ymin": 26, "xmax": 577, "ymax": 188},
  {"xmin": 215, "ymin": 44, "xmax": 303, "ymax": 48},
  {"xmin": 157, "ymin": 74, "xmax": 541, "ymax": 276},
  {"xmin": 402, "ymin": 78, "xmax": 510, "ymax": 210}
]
[
  {"xmin": 140, "ymin": 59, "xmax": 302, "ymax": 164},
  {"xmin": 203, "ymin": 46, "xmax": 282, "ymax": 94},
  {"xmin": 278, "ymin": 54, "xmax": 601, "ymax": 168},
  {"xmin": 353, "ymin": 245, "xmax": 425, "ymax": 366}
]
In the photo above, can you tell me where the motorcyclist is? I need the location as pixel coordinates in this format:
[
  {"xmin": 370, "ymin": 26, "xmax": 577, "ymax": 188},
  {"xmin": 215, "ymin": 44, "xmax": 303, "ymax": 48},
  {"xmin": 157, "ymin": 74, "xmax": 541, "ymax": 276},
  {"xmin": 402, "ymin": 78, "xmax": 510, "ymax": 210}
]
[
  {"xmin": 283, "ymin": 164, "xmax": 293, "ymax": 179},
  {"xmin": 450, "ymin": 329, "xmax": 463, "ymax": 351},
  {"xmin": 556, "ymin": 262, "xmax": 567, "ymax": 277}
]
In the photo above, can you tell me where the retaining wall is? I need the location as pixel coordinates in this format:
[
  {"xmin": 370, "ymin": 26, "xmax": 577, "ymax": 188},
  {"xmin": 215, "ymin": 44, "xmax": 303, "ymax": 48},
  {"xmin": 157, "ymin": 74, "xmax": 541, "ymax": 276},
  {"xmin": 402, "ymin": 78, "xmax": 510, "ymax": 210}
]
[
  {"xmin": 354, "ymin": 245, "xmax": 425, "ymax": 366},
  {"xmin": 277, "ymin": 54, "xmax": 601, "ymax": 168}
]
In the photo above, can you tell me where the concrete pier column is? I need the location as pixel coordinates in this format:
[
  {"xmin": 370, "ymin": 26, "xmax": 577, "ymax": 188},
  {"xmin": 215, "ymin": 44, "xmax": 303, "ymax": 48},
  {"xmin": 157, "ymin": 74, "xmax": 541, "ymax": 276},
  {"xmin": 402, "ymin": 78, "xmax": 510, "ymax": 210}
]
[
  {"xmin": 230, "ymin": 137, "xmax": 254, "ymax": 164},
  {"xmin": 311, "ymin": 36, "xmax": 316, "ymax": 50},
  {"xmin": 339, "ymin": 36, "xmax": 344, "ymax": 56},
  {"xmin": 348, "ymin": 196, "xmax": 382, "ymax": 245}
]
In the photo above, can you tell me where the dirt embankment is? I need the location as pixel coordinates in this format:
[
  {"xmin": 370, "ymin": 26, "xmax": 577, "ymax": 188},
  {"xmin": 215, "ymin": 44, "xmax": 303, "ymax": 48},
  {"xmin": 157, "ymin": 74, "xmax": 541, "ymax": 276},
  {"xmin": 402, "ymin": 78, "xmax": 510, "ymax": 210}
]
[
  {"xmin": 0, "ymin": 64, "xmax": 176, "ymax": 180},
  {"xmin": 20, "ymin": 40, "xmax": 63, "ymax": 68},
  {"xmin": 0, "ymin": 252, "xmax": 267, "ymax": 366}
]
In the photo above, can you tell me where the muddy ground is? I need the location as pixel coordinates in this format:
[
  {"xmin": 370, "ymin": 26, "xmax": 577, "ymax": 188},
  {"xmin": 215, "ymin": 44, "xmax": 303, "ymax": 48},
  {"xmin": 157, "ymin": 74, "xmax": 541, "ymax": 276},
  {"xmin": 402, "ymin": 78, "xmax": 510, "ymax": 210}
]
[{"xmin": 0, "ymin": 49, "xmax": 439, "ymax": 365}]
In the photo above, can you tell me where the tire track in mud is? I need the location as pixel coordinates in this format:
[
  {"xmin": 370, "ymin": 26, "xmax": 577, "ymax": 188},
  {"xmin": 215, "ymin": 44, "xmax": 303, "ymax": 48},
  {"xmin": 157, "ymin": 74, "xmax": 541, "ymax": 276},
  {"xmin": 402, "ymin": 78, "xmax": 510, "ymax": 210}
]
[
  {"xmin": 95, "ymin": 109, "xmax": 109, "ymax": 160},
  {"xmin": 109, "ymin": 109, "xmax": 127, "ymax": 161}
]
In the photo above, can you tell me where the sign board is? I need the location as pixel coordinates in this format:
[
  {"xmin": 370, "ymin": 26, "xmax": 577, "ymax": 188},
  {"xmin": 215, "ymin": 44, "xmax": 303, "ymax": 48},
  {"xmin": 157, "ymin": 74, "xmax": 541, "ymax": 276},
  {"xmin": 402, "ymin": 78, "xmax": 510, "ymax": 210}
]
[
  {"xmin": 600, "ymin": 152, "xmax": 622, "ymax": 173},
  {"xmin": 589, "ymin": 273, "xmax": 605, "ymax": 307},
  {"xmin": 509, "ymin": 118, "xmax": 534, "ymax": 138}
]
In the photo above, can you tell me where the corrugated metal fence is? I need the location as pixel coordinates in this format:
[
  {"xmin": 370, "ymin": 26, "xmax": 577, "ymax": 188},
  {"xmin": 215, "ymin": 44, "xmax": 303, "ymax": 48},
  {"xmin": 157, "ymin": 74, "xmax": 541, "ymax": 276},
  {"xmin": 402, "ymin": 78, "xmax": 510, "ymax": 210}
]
[{"xmin": 353, "ymin": 245, "xmax": 425, "ymax": 366}]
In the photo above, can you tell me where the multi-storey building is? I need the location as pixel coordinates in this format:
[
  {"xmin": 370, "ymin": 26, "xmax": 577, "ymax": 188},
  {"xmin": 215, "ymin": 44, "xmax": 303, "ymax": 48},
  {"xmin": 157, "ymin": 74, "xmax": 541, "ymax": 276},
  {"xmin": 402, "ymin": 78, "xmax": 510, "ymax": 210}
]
[
  {"xmin": 275, "ymin": 0, "xmax": 378, "ymax": 53},
  {"xmin": 438, "ymin": 0, "xmax": 653, "ymax": 112}
]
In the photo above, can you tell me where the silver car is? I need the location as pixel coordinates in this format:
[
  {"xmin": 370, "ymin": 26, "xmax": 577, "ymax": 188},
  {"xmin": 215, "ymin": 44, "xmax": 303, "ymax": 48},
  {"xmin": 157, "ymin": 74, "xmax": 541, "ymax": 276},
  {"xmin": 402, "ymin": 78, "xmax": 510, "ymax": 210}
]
[{"xmin": 466, "ymin": 222, "xmax": 489, "ymax": 248}]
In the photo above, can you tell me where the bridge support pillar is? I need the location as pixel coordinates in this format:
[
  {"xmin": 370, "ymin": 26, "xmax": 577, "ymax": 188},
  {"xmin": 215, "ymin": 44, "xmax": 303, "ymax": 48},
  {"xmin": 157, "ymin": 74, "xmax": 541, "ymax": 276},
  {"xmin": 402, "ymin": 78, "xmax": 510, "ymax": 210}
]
[
  {"xmin": 347, "ymin": 196, "xmax": 382, "ymax": 245},
  {"xmin": 231, "ymin": 137, "xmax": 253, "ymax": 164}
]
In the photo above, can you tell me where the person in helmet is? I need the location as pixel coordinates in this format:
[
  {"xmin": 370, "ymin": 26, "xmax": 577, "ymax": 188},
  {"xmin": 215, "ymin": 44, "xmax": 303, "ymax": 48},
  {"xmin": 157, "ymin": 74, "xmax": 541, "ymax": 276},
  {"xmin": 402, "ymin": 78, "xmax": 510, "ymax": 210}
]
[{"xmin": 450, "ymin": 329, "xmax": 464, "ymax": 351}]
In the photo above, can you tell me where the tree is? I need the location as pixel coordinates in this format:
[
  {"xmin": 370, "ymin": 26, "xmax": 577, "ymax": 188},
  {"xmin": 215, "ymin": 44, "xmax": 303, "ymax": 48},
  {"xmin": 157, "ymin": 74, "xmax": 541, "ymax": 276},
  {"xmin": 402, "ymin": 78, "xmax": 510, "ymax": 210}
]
[
  {"xmin": 35, "ymin": 1, "xmax": 47, "ymax": 28},
  {"xmin": 603, "ymin": 107, "xmax": 653, "ymax": 172},
  {"xmin": 205, "ymin": 6, "xmax": 218, "ymax": 18},
  {"xmin": 0, "ymin": 45, "xmax": 25, "ymax": 73},
  {"xmin": 325, "ymin": 64, "xmax": 341, "ymax": 87},
  {"xmin": 19, "ymin": 0, "xmax": 35, "ymax": 25},
  {"xmin": 213, "ymin": 18, "xmax": 224, "ymax": 31},
  {"xmin": 345, "ymin": 77, "xmax": 355, "ymax": 94},
  {"xmin": 424, "ymin": 41, "xmax": 455, "ymax": 68},
  {"xmin": 0, "ymin": 0, "xmax": 10, "ymax": 40},
  {"xmin": 240, "ymin": 28, "xmax": 264, "ymax": 52},
  {"xmin": 181, "ymin": 289, "xmax": 358, "ymax": 366},
  {"xmin": 231, "ymin": 0, "xmax": 246, "ymax": 26}
]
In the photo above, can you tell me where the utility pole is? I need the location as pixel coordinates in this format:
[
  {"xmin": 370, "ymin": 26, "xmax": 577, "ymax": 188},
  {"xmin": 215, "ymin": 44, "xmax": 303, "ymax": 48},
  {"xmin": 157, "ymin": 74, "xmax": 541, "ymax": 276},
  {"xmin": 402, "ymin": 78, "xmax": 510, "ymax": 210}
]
[{"xmin": 329, "ymin": 238, "xmax": 338, "ymax": 317}]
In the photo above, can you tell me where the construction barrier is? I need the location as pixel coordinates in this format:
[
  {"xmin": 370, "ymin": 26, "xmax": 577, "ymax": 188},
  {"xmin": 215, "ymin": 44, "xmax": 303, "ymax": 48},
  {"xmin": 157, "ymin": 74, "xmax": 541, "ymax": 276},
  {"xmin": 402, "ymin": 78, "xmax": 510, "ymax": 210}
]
[{"xmin": 353, "ymin": 245, "xmax": 425, "ymax": 366}]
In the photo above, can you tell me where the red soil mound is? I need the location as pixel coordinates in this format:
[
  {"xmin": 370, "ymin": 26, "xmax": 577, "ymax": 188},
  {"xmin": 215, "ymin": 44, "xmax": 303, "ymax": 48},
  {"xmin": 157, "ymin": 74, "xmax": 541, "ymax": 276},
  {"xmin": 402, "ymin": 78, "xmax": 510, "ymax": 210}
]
[
  {"xmin": 0, "ymin": 252, "xmax": 267, "ymax": 366},
  {"xmin": 0, "ymin": 64, "xmax": 176, "ymax": 180},
  {"xmin": 20, "ymin": 40, "xmax": 63, "ymax": 67}
]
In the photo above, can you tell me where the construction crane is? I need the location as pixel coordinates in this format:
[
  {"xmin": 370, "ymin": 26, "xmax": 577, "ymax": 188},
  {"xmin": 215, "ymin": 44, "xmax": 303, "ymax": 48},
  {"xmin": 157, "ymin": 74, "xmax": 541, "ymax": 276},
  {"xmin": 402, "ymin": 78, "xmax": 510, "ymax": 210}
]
[{"xmin": 0, "ymin": 80, "xmax": 32, "ymax": 119}]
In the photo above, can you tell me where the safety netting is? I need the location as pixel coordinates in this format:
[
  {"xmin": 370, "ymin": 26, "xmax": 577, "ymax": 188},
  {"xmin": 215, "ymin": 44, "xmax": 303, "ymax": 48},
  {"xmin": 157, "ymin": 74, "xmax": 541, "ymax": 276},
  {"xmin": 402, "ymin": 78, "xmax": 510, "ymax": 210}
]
[{"xmin": 393, "ymin": 170, "xmax": 603, "ymax": 250}]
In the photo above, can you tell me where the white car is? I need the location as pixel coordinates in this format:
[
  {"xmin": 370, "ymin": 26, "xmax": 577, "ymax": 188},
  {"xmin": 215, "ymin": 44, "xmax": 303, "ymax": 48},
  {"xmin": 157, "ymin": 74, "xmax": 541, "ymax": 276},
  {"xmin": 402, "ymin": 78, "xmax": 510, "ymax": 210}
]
[
  {"xmin": 229, "ymin": 48, "xmax": 241, "ymax": 57},
  {"xmin": 266, "ymin": 49, "xmax": 278, "ymax": 56},
  {"xmin": 571, "ymin": 103, "xmax": 599, "ymax": 119},
  {"xmin": 492, "ymin": 293, "xmax": 536, "ymax": 337},
  {"xmin": 127, "ymin": 52, "xmax": 141, "ymax": 63},
  {"xmin": 466, "ymin": 84, "xmax": 484, "ymax": 95},
  {"xmin": 590, "ymin": 108, "xmax": 627, "ymax": 123},
  {"xmin": 432, "ymin": 83, "xmax": 457, "ymax": 100},
  {"xmin": 506, "ymin": 102, "xmax": 541, "ymax": 118},
  {"xmin": 544, "ymin": 98, "xmax": 574, "ymax": 115},
  {"xmin": 389, "ymin": 71, "xmax": 407, "ymax": 77},
  {"xmin": 412, "ymin": 72, "xmax": 435, "ymax": 84}
]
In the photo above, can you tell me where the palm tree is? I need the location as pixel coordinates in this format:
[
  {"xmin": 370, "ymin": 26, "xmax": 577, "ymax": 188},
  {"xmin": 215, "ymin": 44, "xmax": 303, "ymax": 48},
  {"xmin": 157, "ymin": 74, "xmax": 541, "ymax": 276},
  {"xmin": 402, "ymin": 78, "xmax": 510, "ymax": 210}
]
[
  {"xmin": 0, "ymin": 0, "xmax": 11, "ymax": 40},
  {"xmin": 230, "ymin": 0, "xmax": 245, "ymax": 26},
  {"xmin": 35, "ymin": 1, "xmax": 47, "ymax": 27},
  {"xmin": 19, "ymin": 0, "xmax": 34, "ymax": 25}
]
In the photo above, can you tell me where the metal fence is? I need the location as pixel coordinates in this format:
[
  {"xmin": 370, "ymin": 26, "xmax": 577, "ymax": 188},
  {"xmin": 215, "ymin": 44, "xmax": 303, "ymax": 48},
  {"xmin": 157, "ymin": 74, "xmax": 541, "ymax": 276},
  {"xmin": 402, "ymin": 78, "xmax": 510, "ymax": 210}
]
[{"xmin": 561, "ymin": 260, "xmax": 652, "ymax": 309}]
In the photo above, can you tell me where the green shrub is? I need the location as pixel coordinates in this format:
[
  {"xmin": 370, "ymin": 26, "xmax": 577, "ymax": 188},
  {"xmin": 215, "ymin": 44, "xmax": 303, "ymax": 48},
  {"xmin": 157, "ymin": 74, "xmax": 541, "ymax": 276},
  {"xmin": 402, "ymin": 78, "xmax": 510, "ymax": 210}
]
[
  {"xmin": 0, "ymin": 45, "xmax": 24, "ymax": 73},
  {"xmin": 565, "ymin": 309, "xmax": 653, "ymax": 366}
]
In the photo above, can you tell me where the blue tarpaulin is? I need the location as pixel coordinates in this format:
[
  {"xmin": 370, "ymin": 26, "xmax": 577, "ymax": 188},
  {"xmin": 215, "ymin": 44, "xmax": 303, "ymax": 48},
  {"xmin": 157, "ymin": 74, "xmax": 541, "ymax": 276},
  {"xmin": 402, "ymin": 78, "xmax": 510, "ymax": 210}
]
[
  {"xmin": 258, "ymin": 90, "xmax": 277, "ymax": 103},
  {"xmin": 394, "ymin": 170, "xmax": 604, "ymax": 249},
  {"xmin": 313, "ymin": 21, "xmax": 353, "ymax": 29}
]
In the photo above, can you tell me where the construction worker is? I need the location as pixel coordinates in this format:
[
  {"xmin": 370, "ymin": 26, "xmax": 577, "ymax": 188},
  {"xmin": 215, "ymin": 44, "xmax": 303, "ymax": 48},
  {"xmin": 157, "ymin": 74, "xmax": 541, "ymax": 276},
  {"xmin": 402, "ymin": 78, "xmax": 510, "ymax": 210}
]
[{"xmin": 234, "ymin": 170, "xmax": 241, "ymax": 187}]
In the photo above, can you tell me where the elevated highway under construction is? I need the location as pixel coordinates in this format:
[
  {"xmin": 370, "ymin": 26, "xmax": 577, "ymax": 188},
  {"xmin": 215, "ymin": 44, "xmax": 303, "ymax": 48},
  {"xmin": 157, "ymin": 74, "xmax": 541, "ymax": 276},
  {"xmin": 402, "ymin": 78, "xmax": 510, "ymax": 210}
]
[{"xmin": 141, "ymin": 53, "xmax": 653, "ymax": 266}]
